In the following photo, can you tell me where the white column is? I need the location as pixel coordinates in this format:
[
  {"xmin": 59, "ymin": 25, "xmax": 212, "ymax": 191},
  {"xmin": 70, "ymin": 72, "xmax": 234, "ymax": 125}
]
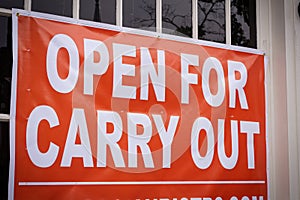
[
  {"xmin": 116, "ymin": 0, "xmax": 122, "ymax": 26},
  {"xmin": 258, "ymin": 0, "xmax": 290, "ymax": 199},
  {"xmin": 73, "ymin": 0, "xmax": 80, "ymax": 19},
  {"xmin": 225, "ymin": 0, "xmax": 231, "ymax": 44},
  {"xmin": 284, "ymin": 0, "xmax": 300, "ymax": 199},
  {"xmin": 192, "ymin": 0, "xmax": 198, "ymax": 39},
  {"xmin": 156, "ymin": 0, "xmax": 162, "ymax": 33}
]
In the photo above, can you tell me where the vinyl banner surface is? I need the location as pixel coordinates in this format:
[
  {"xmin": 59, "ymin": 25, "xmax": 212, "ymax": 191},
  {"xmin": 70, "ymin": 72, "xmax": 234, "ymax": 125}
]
[{"xmin": 10, "ymin": 10, "xmax": 267, "ymax": 200}]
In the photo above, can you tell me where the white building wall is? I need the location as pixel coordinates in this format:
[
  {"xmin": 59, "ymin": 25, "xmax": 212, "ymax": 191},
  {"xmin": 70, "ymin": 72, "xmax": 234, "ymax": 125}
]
[
  {"xmin": 285, "ymin": 0, "xmax": 300, "ymax": 199},
  {"xmin": 258, "ymin": 0, "xmax": 300, "ymax": 199},
  {"xmin": 260, "ymin": 0, "xmax": 300, "ymax": 199},
  {"xmin": 269, "ymin": 1, "xmax": 289, "ymax": 198}
]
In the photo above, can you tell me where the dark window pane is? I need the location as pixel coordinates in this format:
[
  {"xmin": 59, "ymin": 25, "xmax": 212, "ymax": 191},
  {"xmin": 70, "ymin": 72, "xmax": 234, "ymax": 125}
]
[
  {"xmin": 0, "ymin": 16, "xmax": 12, "ymax": 114},
  {"xmin": 198, "ymin": 0, "xmax": 225, "ymax": 43},
  {"xmin": 123, "ymin": 0, "xmax": 156, "ymax": 31},
  {"xmin": 0, "ymin": 0, "xmax": 24, "ymax": 9},
  {"xmin": 32, "ymin": 0, "xmax": 72, "ymax": 17},
  {"xmin": 231, "ymin": 0, "xmax": 257, "ymax": 48},
  {"xmin": 80, "ymin": 0, "xmax": 116, "ymax": 25},
  {"xmin": 0, "ymin": 122, "xmax": 9, "ymax": 200},
  {"xmin": 162, "ymin": 0, "xmax": 192, "ymax": 37}
]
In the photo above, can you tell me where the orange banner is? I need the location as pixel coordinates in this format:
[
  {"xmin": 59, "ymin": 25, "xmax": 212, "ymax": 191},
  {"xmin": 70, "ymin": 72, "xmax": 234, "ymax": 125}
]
[{"xmin": 10, "ymin": 10, "xmax": 267, "ymax": 200}]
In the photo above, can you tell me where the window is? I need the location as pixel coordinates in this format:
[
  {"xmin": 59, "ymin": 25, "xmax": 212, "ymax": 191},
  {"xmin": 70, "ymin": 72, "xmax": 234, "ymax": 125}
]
[
  {"xmin": 123, "ymin": 0, "xmax": 156, "ymax": 31},
  {"xmin": 198, "ymin": 0, "xmax": 225, "ymax": 43},
  {"xmin": 80, "ymin": 0, "xmax": 116, "ymax": 24},
  {"xmin": 0, "ymin": 16, "xmax": 12, "ymax": 114},
  {"xmin": 32, "ymin": 0, "xmax": 73, "ymax": 17},
  {"xmin": 0, "ymin": 122, "xmax": 9, "ymax": 200},
  {"xmin": 162, "ymin": 0, "xmax": 192, "ymax": 37},
  {"xmin": 0, "ymin": 0, "xmax": 24, "ymax": 9},
  {"xmin": 0, "ymin": 1, "xmax": 258, "ymax": 199},
  {"xmin": 0, "ymin": 15, "xmax": 11, "ymax": 200},
  {"xmin": 231, "ymin": 0, "xmax": 257, "ymax": 48}
]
